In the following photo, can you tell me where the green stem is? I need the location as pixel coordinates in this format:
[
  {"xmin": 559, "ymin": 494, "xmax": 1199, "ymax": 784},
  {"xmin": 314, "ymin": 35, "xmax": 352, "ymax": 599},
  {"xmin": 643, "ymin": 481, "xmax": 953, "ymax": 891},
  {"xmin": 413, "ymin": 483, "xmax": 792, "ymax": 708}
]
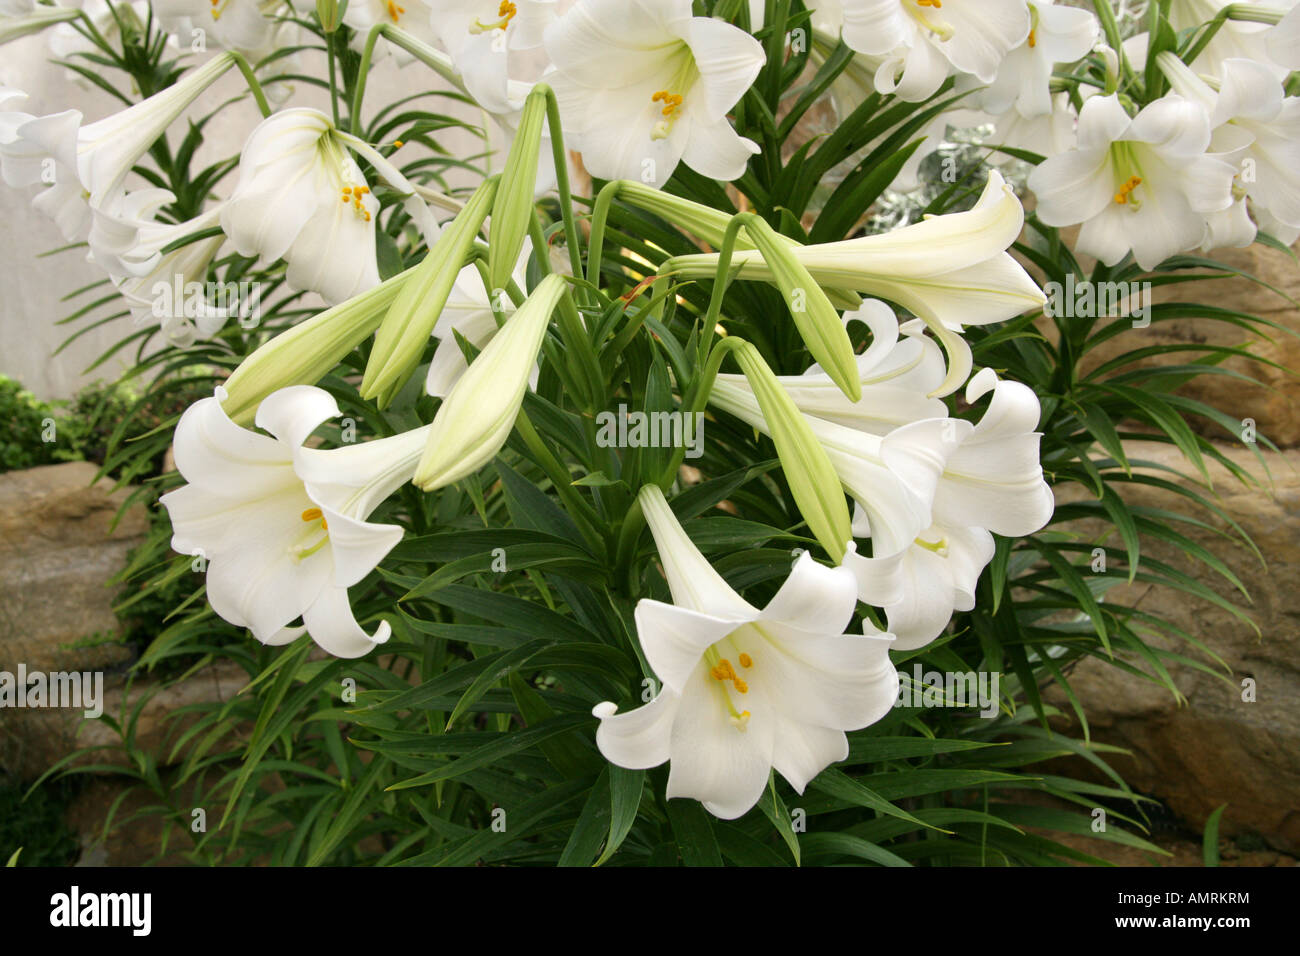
[
  {"xmin": 230, "ymin": 51, "xmax": 272, "ymax": 118},
  {"xmin": 586, "ymin": 180, "xmax": 621, "ymax": 287},
  {"xmin": 1091, "ymin": 0, "xmax": 1136, "ymax": 92},
  {"xmin": 327, "ymin": 31, "xmax": 340, "ymax": 125},
  {"xmin": 350, "ymin": 24, "xmax": 385, "ymax": 136},
  {"xmin": 515, "ymin": 410, "xmax": 608, "ymax": 557},
  {"xmin": 538, "ymin": 85, "xmax": 586, "ymax": 286}
]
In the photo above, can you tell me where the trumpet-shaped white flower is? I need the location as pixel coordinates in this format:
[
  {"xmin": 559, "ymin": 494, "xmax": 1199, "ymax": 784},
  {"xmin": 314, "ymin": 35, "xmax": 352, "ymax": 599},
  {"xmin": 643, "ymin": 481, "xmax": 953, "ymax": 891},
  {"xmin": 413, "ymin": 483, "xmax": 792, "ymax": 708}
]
[
  {"xmin": 670, "ymin": 172, "xmax": 1041, "ymax": 332},
  {"xmin": 667, "ymin": 171, "xmax": 1044, "ymax": 394},
  {"xmin": 152, "ymin": 0, "xmax": 273, "ymax": 54},
  {"xmin": 715, "ymin": 300, "xmax": 948, "ymax": 436},
  {"xmin": 544, "ymin": 0, "xmax": 764, "ymax": 187},
  {"xmin": 592, "ymin": 484, "xmax": 899, "ymax": 820},
  {"xmin": 1169, "ymin": 0, "xmax": 1296, "ymax": 75},
  {"xmin": 710, "ymin": 377, "xmax": 966, "ymax": 568},
  {"xmin": 1027, "ymin": 93, "xmax": 1237, "ymax": 270},
  {"xmin": 1158, "ymin": 54, "xmax": 1300, "ymax": 250},
  {"xmin": 1267, "ymin": 4, "xmax": 1300, "ymax": 68},
  {"xmin": 221, "ymin": 107, "xmax": 436, "ymax": 305},
  {"xmin": 976, "ymin": 0, "xmax": 1098, "ymax": 119},
  {"xmin": 101, "ymin": 199, "xmax": 236, "ymax": 345},
  {"xmin": 872, "ymin": 520, "xmax": 993, "ymax": 649},
  {"xmin": 838, "ymin": 0, "xmax": 1031, "ymax": 102},
  {"xmin": 431, "ymin": 0, "xmax": 559, "ymax": 115},
  {"xmin": 161, "ymin": 386, "xmax": 431, "ymax": 657},
  {"xmin": 931, "ymin": 368, "xmax": 1054, "ymax": 538},
  {"xmin": 845, "ymin": 370, "xmax": 1049, "ymax": 644},
  {"xmin": 0, "ymin": 52, "xmax": 239, "ymax": 233}
]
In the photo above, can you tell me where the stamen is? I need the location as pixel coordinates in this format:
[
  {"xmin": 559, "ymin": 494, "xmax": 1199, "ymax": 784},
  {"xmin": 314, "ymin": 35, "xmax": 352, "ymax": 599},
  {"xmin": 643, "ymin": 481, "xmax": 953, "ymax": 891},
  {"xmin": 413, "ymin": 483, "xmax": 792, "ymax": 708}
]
[
  {"xmin": 386, "ymin": 0, "xmax": 405, "ymax": 22},
  {"xmin": 907, "ymin": 0, "xmax": 954, "ymax": 40},
  {"xmin": 469, "ymin": 0, "xmax": 517, "ymax": 33},
  {"xmin": 738, "ymin": 653, "xmax": 753, "ymax": 668},
  {"xmin": 1113, "ymin": 175, "xmax": 1143, "ymax": 206}
]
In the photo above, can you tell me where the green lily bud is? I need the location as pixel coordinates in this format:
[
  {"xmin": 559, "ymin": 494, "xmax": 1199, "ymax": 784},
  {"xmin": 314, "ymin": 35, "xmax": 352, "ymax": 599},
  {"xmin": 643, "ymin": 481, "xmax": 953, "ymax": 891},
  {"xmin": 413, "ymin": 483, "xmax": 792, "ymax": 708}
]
[
  {"xmin": 740, "ymin": 216, "xmax": 862, "ymax": 403},
  {"xmin": 413, "ymin": 273, "xmax": 566, "ymax": 491},
  {"xmin": 602, "ymin": 183, "xmax": 861, "ymax": 310},
  {"xmin": 361, "ymin": 176, "xmax": 498, "ymax": 407},
  {"xmin": 316, "ymin": 0, "xmax": 347, "ymax": 33},
  {"xmin": 488, "ymin": 86, "xmax": 546, "ymax": 295},
  {"xmin": 729, "ymin": 341, "xmax": 851, "ymax": 563},
  {"xmin": 221, "ymin": 265, "xmax": 416, "ymax": 425}
]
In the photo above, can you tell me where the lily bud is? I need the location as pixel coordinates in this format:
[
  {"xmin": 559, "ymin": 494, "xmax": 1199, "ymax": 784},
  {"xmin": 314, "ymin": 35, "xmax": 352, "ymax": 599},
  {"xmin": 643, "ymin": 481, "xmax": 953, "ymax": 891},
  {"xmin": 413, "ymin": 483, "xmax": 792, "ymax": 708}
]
[
  {"xmin": 611, "ymin": 182, "xmax": 861, "ymax": 311},
  {"xmin": 361, "ymin": 176, "xmax": 497, "ymax": 407},
  {"xmin": 741, "ymin": 216, "xmax": 862, "ymax": 403},
  {"xmin": 728, "ymin": 341, "xmax": 852, "ymax": 563},
  {"xmin": 316, "ymin": 0, "xmax": 347, "ymax": 33},
  {"xmin": 413, "ymin": 273, "xmax": 566, "ymax": 490},
  {"xmin": 222, "ymin": 266, "xmax": 415, "ymax": 425},
  {"xmin": 488, "ymin": 86, "xmax": 546, "ymax": 295}
]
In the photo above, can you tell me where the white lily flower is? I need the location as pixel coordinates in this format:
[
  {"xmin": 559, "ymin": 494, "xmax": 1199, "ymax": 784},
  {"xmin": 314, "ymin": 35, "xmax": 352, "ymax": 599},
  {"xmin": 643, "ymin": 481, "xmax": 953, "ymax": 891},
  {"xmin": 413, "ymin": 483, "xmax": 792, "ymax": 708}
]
[
  {"xmin": 0, "ymin": 53, "xmax": 239, "ymax": 240},
  {"xmin": 839, "ymin": 369, "xmax": 1048, "ymax": 633},
  {"xmin": 715, "ymin": 300, "xmax": 948, "ymax": 437},
  {"xmin": 161, "ymin": 386, "xmax": 432, "ymax": 657},
  {"xmin": 0, "ymin": 2, "xmax": 79, "ymax": 44},
  {"xmin": 1169, "ymin": 0, "xmax": 1296, "ymax": 75},
  {"xmin": 543, "ymin": 0, "xmax": 764, "ymax": 188},
  {"xmin": 1027, "ymin": 93, "xmax": 1237, "ymax": 270},
  {"xmin": 152, "ymin": 0, "xmax": 273, "ymax": 54},
  {"xmin": 104, "ymin": 200, "xmax": 236, "ymax": 345},
  {"xmin": 670, "ymin": 171, "xmax": 1042, "ymax": 332},
  {"xmin": 872, "ymin": 520, "xmax": 994, "ymax": 650},
  {"xmin": 430, "ymin": 0, "xmax": 559, "ymax": 115},
  {"xmin": 1158, "ymin": 53, "xmax": 1300, "ymax": 249},
  {"xmin": 1267, "ymin": 4, "xmax": 1300, "ymax": 68},
  {"xmin": 983, "ymin": 92, "xmax": 1078, "ymax": 165},
  {"xmin": 837, "ymin": 0, "xmax": 1031, "ymax": 102},
  {"xmin": 0, "ymin": 87, "xmax": 90, "ymax": 240},
  {"xmin": 667, "ymin": 171, "xmax": 1044, "ymax": 394},
  {"xmin": 709, "ymin": 378, "xmax": 968, "ymax": 567},
  {"xmin": 931, "ymin": 367, "xmax": 1054, "ymax": 537},
  {"xmin": 592, "ymin": 484, "xmax": 899, "ymax": 820},
  {"xmin": 976, "ymin": 0, "xmax": 1098, "ymax": 119},
  {"xmin": 220, "ymin": 107, "xmax": 437, "ymax": 305},
  {"xmin": 342, "ymin": 0, "xmax": 442, "ymax": 65}
]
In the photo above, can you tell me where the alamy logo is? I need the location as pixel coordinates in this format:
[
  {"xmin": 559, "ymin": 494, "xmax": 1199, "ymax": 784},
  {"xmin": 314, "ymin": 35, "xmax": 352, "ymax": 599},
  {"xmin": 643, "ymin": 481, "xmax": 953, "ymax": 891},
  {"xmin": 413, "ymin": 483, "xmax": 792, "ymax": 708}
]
[
  {"xmin": 895, "ymin": 665, "xmax": 1000, "ymax": 718},
  {"xmin": 1043, "ymin": 275, "xmax": 1151, "ymax": 328},
  {"xmin": 49, "ymin": 886, "xmax": 151, "ymax": 936},
  {"xmin": 150, "ymin": 277, "xmax": 263, "ymax": 327},
  {"xmin": 0, "ymin": 665, "xmax": 103, "ymax": 718},
  {"xmin": 594, "ymin": 403, "xmax": 704, "ymax": 459}
]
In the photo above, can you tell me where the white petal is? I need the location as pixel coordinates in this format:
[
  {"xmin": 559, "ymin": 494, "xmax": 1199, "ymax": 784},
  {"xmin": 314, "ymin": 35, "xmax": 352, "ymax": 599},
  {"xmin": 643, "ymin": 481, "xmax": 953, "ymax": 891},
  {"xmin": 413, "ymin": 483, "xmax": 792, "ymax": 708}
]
[
  {"xmin": 592, "ymin": 691, "xmax": 680, "ymax": 770},
  {"xmin": 301, "ymin": 584, "xmax": 392, "ymax": 658}
]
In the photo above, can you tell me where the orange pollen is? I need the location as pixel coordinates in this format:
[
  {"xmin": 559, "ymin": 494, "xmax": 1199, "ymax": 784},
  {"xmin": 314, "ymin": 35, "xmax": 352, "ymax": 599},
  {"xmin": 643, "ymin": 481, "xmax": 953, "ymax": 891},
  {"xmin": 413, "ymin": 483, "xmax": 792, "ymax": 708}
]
[
  {"xmin": 387, "ymin": 0, "xmax": 405, "ymax": 22},
  {"xmin": 1113, "ymin": 175, "xmax": 1142, "ymax": 204},
  {"xmin": 1028, "ymin": 28, "xmax": 1036, "ymax": 47},
  {"xmin": 738, "ymin": 653, "xmax": 753, "ymax": 668},
  {"xmin": 917, "ymin": 0, "xmax": 942, "ymax": 6},
  {"xmin": 651, "ymin": 90, "xmax": 685, "ymax": 117},
  {"xmin": 301, "ymin": 508, "xmax": 322, "ymax": 522}
]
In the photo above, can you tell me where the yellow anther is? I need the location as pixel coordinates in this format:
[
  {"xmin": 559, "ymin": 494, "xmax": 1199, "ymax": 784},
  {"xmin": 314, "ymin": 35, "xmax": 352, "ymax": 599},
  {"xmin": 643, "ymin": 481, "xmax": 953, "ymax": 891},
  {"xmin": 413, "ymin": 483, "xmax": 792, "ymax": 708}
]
[
  {"xmin": 387, "ymin": 0, "xmax": 404, "ymax": 22},
  {"xmin": 917, "ymin": 0, "xmax": 942, "ymax": 6},
  {"xmin": 1028, "ymin": 28, "xmax": 1036, "ymax": 47},
  {"xmin": 738, "ymin": 653, "xmax": 752, "ymax": 668},
  {"xmin": 733, "ymin": 679, "xmax": 748, "ymax": 694},
  {"xmin": 393, "ymin": 140, "xmax": 404, "ymax": 148},
  {"xmin": 341, "ymin": 186, "xmax": 352, "ymax": 194},
  {"xmin": 301, "ymin": 508, "xmax": 323, "ymax": 522}
]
